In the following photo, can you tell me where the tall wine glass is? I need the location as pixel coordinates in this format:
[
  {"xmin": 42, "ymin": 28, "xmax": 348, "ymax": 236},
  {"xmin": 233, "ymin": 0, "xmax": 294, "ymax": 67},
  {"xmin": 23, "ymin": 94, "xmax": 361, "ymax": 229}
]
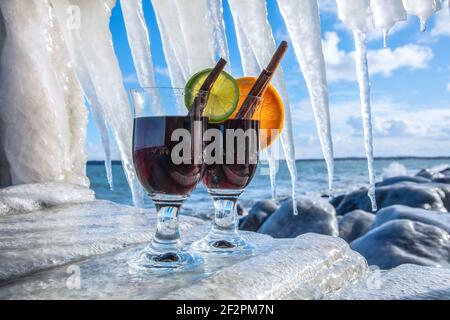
[
  {"xmin": 129, "ymin": 87, "xmax": 206, "ymax": 272},
  {"xmin": 192, "ymin": 96, "xmax": 262, "ymax": 257}
]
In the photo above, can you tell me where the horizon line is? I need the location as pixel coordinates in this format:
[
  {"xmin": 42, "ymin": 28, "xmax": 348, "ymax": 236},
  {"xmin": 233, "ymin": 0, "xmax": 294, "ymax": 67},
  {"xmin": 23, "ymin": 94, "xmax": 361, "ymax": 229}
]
[{"xmin": 87, "ymin": 156, "xmax": 450, "ymax": 164}]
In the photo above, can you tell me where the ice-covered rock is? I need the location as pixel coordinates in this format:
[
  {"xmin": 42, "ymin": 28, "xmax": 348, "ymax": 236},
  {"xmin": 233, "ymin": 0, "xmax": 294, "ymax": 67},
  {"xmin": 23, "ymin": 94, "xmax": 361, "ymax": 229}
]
[
  {"xmin": 336, "ymin": 183, "xmax": 448, "ymax": 215},
  {"xmin": 375, "ymin": 175, "xmax": 430, "ymax": 187},
  {"xmin": 351, "ymin": 219, "xmax": 450, "ymax": 269},
  {"xmin": 239, "ymin": 200, "xmax": 278, "ymax": 232},
  {"xmin": 327, "ymin": 264, "xmax": 450, "ymax": 300},
  {"xmin": 258, "ymin": 197, "xmax": 338, "ymax": 238},
  {"xmin": 339, "ymin": 210, "xmax": 375, "ymax": 242},
  {"xmin": 0, "ymin": 199, "xmax": 207, "ymax": 282},
  {"xmin": 374, "ymin": 205, "xmax": 450, "ymax": 234},
  {"xmin": 0, "ymin": 234, "xmax": 367, "ymax": 300},
  {"xmin": 0, "ymin": 183, "xmax": 94, "ymax": 216}
]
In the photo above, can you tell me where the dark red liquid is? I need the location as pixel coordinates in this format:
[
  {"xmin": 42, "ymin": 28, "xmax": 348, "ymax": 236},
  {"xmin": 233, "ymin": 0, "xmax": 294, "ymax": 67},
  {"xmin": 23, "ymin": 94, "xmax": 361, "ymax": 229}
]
[
  {"xmin": 203, "ymin": 119, "xmax": 259, "ymax": 190},
  {"xmin": 133, "ymin": 116, "xmax": 205, "ymax": 196}
]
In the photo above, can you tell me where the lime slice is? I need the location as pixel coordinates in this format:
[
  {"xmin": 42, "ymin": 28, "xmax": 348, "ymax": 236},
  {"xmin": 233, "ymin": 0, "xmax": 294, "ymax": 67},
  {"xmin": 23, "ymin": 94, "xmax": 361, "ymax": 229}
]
[{"xmin": 184, "ymin": 69, "xmax": 239, "ymax": 123}]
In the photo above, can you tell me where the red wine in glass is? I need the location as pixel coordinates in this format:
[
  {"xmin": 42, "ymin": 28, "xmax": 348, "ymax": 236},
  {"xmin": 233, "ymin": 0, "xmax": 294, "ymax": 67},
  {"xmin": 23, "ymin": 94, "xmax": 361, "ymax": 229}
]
[{"xmin": 133, "ymin": 116, "xmax": 204, "ymax": 197}]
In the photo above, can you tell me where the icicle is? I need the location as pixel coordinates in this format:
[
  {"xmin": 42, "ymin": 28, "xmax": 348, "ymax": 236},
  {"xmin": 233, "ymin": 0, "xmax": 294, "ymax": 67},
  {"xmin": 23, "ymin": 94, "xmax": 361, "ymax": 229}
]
[
  {"xmin": 121, "ymin": 0, "xmax": 163, "ymax": 115},
  {"xmin": 402, "ymin": 0, "xmax": 442, "ymax": 31},
  {"xmin": 69, "ymin": 0, "xmax": 144, "ymax": 206},
  {"xmin": 208, "ymin": 0, "xmax": 231, "ymax": 70},
  {"xmin": 370, "ymin": 0, "xmax": 406, "ymax": 47},
  {"xmin": 52, "ymin": 0, "xmax": 114, "ymax": 190},
  {"xmin": 277, "ymin": 0, "xmax": 334, "ymax": 196},
  {"xmin": 228, "ymin": 0, "xmax": 298, "ymax": 214},
  {"xmin": 353, "ymin": 31, "xmax": 377, "ymax": 212},
  {"xmin": 336, "ymin": 0, "xmax": 377, "ymax": 211}
]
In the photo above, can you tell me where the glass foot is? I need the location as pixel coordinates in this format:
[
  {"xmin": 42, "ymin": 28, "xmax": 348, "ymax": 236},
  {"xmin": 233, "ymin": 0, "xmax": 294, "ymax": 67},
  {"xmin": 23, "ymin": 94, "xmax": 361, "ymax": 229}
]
[
  {"xmin": 128, "ymin": 247, "xmax": 203, "ymax": 273},
  {"xmin": 191, "ymin": 234, "xmax": 254, "ymax": 257}
]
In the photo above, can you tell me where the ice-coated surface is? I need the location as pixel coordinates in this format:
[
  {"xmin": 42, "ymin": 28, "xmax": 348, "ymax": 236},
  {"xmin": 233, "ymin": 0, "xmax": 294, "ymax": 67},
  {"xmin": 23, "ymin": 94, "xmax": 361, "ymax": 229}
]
[
  {"xmin": 0, "ymin": 183, "xmax": 94, "ymax": 216},
  {"xmin": 208, "ymin": 0, "xmax": 230, "ymax": 69},
  {"xmin": 327, "ymin": 264, "xmax": 450, "ymax": 300},
  {"xmin": 228, "ymin": 0, "xmax": 298, "ymax": 213},
  {"xmin": 403, "ymin": 0, "xmax": 442, "ymax": 31},
  {"xmin": 336, "ymin": 0, "xmax": 372, "ymax": 32},
  {"xmin": 51, "ymin": 0, "xmax": 114, "ymax": 190},
  {"xmin": 277, "ymin": 0, "xmax": 334, "ymax": 195},
  {"xmin": 370, "ymin": 0, "xmax": 406, "ymax": 46},
  {"xmin": 0, "ymin": 230, "xmax": 367, "ymax": 299},
  {"xmin": 0, "ymin": 199, "xmax": 207, "ymax": 283},
  {"xmin": 353, "ymin": 31, "xmax": 377, "ymax": 212},
  {"xmin": 0, "ymin": 0, "xmax": 88, "ymax": 187},
  {"xmin": 122, "ymin": 0, "xmax": 162, "ymax": 115},
  {"xmin": 68, "ymin": 0, "xmax": 143, "ymax": 206}
]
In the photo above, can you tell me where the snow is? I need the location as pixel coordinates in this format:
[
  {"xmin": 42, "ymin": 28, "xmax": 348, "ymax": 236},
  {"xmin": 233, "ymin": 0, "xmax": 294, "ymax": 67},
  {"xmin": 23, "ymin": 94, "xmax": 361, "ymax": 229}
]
[
  {"xmin": 403, "ymin": 0, "xmax": 442, "ymax": 31},
  {"xmin": 370, "ymin": 0, "xmax": 406, "ymax": 46}
]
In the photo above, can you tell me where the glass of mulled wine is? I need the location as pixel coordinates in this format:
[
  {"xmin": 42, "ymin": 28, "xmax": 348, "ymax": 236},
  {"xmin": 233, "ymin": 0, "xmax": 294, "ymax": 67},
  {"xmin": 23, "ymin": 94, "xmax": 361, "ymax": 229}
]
[
  {"xmin": 129, "ymin": 87, "xmax": 206, "ymax": 272},
  {"xmin": 192, "ymin": 100, "xmax": 261, "ymax": 257}
]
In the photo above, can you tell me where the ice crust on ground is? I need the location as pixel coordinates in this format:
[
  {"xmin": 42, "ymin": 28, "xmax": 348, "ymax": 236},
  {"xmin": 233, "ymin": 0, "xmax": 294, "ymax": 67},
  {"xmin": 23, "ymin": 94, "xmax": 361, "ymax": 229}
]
[
  {"xmin": 0, "ymin": 0, "xmax": 88, "ymax": 188},
  {"xmin": 277, "ymin": 0, "xmax": 334, "ymax": 195},
  {"xmin": 327, "ymin": 264, "xmax": 450, "ymax": 300},
  {"xmin": 0, "ymin": 206, "xmax": 367, "ymax": 300},
  {"xmin": 228, "ymin": 0, "xmax": 298, "ymax": 213},
  {"xmin": 0, "ymin": 183, "xmax": 94, "ymax": 216},
  {"xmin": 0, "ymin": 199, "xmax": 206, "ymax": 282}
]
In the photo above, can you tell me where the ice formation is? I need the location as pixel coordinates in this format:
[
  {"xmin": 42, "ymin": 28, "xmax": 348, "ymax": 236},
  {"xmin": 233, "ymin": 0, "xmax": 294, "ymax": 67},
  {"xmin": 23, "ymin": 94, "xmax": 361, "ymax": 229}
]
[
  {"xmin": 121, "ymin": 0, "xmax": 163, "ymax": 115},
  {"xmin": 51, "ymin": 0, "xmax": 114, "ymax": 190},
  {"xmin": 0, "ymin": 0, "xmax": 88, "ymax": 188},
  {"xmin": 277, "ymin": 0, "xmax": 335, "ymax": 195},
  {"xmin": 370, "ymin": 0, "xmax": 407, "ymax": 46},
  {"xmin": 403, "ymin": 0, "xmax": 442, "ymax": 31},
  {"xmin": 68, "ymin": 0, "xmax": 143, "ymax": 206},
  {"xmin": 336, "ymin": 0, "xmax": 377, "ymax": 211},
  {"xmin": 228, "ymin": 0, "xmax": 298, "ymax": 213},
  {"xmin": 0, "ymin": 200, "xmax": 367, "ymax": 300},
  {"xmin": 0, "ymin": 183, "xmax": 94, "ymax": 216}
]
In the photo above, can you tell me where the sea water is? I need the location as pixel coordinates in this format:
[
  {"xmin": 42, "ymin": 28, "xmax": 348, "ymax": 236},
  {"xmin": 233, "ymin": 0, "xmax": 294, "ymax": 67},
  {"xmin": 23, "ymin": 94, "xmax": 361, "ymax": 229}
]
[{"xmin": 87, "ymin": 158, "xmax": 450, "ymax": 217}]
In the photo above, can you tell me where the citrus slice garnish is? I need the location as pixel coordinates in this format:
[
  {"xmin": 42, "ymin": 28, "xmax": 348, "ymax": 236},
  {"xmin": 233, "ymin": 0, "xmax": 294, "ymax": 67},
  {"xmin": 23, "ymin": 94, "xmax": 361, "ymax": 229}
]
[
  {"xmin": 230, "ymin": 77, "xmax": 285, "ymax": 150},
  {"xmin": 184, "ymin": 69, "xmax": 239, "ymax": 123}
]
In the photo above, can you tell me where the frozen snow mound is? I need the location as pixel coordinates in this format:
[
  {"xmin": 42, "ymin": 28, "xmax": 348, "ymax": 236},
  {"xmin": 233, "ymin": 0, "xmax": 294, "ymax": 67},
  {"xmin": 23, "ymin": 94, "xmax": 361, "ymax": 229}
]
[
  {"xmin": 0, "ymin": 183, "xmax": 94, "ymax": 216},
  {"xmin": 327, "ymin": 264, "xmax": 450, "ymax": 300}
]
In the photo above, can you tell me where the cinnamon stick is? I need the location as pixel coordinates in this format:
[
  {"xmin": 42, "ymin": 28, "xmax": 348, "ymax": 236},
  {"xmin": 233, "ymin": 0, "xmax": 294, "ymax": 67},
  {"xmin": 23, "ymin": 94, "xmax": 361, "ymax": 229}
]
[
  {"xmin": 188, "ymin": 58, "xmax": 227, "ymax": 118},
  {"xmin": 236, "ymin": 41, "xmax": 288, "ymax": 119}
]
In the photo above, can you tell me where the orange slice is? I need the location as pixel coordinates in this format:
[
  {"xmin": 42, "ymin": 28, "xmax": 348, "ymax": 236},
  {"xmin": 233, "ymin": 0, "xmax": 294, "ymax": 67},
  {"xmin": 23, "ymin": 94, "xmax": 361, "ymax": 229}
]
[{"xmin": 230, "ymin": 77, "xmax": 284, "ymax": 149}]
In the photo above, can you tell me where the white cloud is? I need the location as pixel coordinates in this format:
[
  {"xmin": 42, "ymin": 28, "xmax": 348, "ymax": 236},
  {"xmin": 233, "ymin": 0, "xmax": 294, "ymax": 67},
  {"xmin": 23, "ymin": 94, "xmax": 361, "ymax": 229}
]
[
  {"xmin": 322, "ymin": 32, "xmax": 433, "ymax": 82},
  {"xmin": 430, "ymin": 9, "xmax": 450, "ymax": 38},
  {"xmin": 123, "ymin": 73, "xmax": 138, "ymax": 85},
  {"xmin": 155, "ymin": 66, "xmax": 170, "ymax": 77}
]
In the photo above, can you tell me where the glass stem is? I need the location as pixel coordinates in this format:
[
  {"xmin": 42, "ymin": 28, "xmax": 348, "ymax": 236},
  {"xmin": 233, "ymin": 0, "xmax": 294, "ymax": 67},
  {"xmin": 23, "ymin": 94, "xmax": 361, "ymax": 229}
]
[
  {"xmin": 151, "ymin": 202, "xmax": 182, "ymax": 253},
  {"xmin": 210, "ymin": 192, "xmax": 241, "ymax": 238}
]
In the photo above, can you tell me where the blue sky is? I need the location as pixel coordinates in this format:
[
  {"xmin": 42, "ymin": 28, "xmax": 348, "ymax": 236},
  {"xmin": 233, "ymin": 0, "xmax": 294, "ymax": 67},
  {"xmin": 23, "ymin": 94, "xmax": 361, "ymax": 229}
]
[{"xmin": 86, "ymin": 0, "xmax": 450, "ymax": 160}]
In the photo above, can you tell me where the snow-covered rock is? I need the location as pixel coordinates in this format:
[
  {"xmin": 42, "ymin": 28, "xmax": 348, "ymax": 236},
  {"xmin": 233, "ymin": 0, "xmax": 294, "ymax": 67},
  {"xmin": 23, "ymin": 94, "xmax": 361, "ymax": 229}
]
[
  {"xmin": 339, "ymin": 210, "xmax": 375, "ymax": 242},
  {"xmin": 239, "ymin": 200, "xmax": 278, "ymax": 232},
  {"xmin": 336, "ymin": 183, "xmax": 449, "ymax": 215},
  {"xmin": 0, "ymin": 183, "xmax": 95, "ymax": 216},
  {"xmin": 327, "ymin": 264, "xmax": 450, "ymax": 300},
  {"xmin": 351, "ymin": 219, "xmax": 450, "ymax": 269},
  {"xmin": 374, "ymin": 205, "xmax": 450, "ymax": 234},
  {"xmin": 258, "ymin": 197, "xmax": 338, "ymax": 238},
  {"xmin": 375, "ymin": 175, "xmax": 430, "ymax": 187}
]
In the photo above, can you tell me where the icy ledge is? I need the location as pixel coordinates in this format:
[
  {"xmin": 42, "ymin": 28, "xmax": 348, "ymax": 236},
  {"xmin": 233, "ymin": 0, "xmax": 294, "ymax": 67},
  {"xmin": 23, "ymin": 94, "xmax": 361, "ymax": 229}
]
[
  {"xmin": 0, "ymin": 183, "xmax": 94, "ymax": 216},
  {"xmin": 0, "ymin": 199, "xmax": 367, "ymax": 299},
  {"xmin": 327, "ymin": 264, "xmax": 450, "ymax": 300}
]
